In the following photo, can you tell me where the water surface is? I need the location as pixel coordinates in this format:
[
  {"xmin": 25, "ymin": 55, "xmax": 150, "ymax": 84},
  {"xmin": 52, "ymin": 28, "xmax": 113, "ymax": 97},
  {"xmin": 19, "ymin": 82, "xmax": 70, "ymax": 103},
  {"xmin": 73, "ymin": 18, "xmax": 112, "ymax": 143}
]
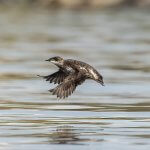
[{"xmin": 0, "ymin": 7, "xmax": 150, "ymax": 150}]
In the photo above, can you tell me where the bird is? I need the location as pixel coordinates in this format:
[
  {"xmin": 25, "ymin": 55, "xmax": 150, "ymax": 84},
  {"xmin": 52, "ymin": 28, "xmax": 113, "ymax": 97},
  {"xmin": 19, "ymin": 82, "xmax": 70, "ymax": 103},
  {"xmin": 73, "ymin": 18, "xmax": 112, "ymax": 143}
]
[{"xmin": 39, "ymin": 56, "xmax": 104, "ymax": 99}]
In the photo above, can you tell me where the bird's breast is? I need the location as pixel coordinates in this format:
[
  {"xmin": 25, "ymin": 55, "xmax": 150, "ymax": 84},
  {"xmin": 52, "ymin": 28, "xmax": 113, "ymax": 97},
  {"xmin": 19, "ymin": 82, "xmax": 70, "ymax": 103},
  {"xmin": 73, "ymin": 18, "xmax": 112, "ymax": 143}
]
[{"xmin": 63, "ymin": 66, "xmax": 75, "ymax": 74}]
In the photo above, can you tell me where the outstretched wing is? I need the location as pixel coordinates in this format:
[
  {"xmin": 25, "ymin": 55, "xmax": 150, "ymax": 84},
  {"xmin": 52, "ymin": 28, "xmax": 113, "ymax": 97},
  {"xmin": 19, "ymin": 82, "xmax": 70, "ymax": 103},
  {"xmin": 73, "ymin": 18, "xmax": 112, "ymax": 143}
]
[
  {"xmin": 49, "ymin": 74, "xmax": 86, "ymax": 99},
  {"xmin": 44, "ymin": 70, "xmax": 67, "ymax": 84}
]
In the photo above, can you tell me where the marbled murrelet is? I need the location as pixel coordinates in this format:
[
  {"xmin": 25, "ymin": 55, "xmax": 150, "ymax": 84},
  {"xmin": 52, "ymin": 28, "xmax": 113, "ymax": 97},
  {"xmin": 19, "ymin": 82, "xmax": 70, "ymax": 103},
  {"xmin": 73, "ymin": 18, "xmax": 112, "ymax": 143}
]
[{"xmin": 40, "ymin": 56, "xmax": 104, "ymax": 99}]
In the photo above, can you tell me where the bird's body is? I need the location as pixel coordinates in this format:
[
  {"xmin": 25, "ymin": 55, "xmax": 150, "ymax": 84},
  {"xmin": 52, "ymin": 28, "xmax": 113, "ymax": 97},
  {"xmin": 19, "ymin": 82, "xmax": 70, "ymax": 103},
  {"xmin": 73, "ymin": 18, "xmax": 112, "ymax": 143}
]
[{"xmin": 41, "ymin": 56, "xmax": 104, "ymax": 99}]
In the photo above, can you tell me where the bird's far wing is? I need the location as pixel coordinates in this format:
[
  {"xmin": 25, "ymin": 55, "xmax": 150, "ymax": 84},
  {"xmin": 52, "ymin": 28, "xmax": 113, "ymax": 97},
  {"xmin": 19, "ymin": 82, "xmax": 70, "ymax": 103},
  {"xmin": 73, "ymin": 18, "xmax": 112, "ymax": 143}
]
[
  {"xmin": 44, "ymin": 70, "xmax": 67, "ymax": 84},
  {"xmin": 49, "ymin": 74, "xmax": 86, "ymax": 99}
]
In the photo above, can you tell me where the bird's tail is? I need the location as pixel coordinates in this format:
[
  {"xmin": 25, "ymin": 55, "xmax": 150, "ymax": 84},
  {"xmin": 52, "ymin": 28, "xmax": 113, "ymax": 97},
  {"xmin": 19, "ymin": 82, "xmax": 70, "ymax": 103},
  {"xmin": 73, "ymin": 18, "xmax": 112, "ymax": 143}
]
[
  {"xmin": 97, "ymin": 76, "xmax": 105, "ymax": 86},
  {"xmin": 99, "ymin": 80, "xmax": 105, "ymax": 86}
]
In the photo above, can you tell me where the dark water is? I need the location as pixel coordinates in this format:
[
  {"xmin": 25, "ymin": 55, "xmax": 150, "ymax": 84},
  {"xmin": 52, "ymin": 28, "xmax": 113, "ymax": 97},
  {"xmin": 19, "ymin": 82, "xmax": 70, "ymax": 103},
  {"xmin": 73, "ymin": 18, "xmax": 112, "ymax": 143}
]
[{"xmin": 0, "ymin": 7, "xmax": 150, "ymax": 150}]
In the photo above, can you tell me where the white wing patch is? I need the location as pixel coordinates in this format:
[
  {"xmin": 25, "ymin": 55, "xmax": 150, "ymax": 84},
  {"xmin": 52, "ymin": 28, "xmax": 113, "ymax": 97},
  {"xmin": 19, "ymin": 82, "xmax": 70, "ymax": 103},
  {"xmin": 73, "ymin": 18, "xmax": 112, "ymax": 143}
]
[
  {"xmin": 79, "ymin": 66, "xmax": 86, "ymax": 71},
  {"xmin": 79, "ymin": 66, "xmax": 98, "ymax": 79},
  {"xmin": 90, "ymin": 69, "xmax": 98, "ymax": 79}
]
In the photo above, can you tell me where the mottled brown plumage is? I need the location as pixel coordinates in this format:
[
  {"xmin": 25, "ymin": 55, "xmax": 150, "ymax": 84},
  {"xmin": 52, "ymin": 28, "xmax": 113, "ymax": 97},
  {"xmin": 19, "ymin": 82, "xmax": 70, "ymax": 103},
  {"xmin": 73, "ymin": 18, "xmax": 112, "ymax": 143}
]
[{"xmin": 40, "ymin": 56, "xmax": 104, "ymax": 99}]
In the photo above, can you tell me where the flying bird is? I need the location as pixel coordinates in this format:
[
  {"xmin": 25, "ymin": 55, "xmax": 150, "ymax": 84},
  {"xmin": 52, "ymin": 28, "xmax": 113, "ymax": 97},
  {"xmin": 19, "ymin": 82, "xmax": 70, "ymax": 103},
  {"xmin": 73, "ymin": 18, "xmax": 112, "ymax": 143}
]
[{"xmin": 39, "ymin": 56, "xmax": 104, "ymax": 99}]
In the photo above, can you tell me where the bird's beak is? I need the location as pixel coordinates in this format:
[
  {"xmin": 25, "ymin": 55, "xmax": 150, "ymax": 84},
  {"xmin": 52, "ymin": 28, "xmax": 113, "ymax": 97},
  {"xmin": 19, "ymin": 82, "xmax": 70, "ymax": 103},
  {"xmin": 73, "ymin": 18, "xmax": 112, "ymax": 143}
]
[{"xmin": 45, "ymin": 58, "xmax": 52, "ymax": 62}]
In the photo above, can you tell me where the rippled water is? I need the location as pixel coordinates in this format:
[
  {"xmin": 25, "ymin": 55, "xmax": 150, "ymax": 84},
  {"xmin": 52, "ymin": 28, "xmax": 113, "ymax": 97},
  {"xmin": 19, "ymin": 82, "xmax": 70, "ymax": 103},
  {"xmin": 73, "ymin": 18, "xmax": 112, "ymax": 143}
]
[{"xmin": 0, "ymin": 7, "xmax": 150, "ymax": 150}]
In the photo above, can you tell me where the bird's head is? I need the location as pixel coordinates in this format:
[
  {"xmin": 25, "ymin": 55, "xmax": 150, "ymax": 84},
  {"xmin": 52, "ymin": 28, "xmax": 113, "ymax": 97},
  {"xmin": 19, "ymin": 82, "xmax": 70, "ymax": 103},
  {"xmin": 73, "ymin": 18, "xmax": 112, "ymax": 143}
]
[{"xmin": 46, "ymin": 56, "xmax": 64, "ymax": 66}]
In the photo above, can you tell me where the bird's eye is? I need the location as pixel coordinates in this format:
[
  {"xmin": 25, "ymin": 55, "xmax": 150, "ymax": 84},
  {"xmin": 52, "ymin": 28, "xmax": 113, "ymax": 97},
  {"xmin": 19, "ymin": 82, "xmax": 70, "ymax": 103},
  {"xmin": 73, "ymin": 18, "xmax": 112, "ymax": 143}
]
[{"xmin": 55, "ymin": 57, "xmax": 61, "ymax": 61}]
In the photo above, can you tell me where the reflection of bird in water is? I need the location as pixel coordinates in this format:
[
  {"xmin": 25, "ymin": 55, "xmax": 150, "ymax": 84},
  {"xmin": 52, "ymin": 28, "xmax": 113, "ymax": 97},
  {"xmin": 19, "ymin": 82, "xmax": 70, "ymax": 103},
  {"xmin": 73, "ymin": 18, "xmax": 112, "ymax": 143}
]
[
  {"xmin": 39, "ymin": 56, "xmax": 104, "ymax": 99},
  {"xmin": 49, "ymin": 126, "xmax": 79, "ymax": 144},
  {"xmin": 48, "ymin": 125, "xmax": 104, "ymax": 144}
]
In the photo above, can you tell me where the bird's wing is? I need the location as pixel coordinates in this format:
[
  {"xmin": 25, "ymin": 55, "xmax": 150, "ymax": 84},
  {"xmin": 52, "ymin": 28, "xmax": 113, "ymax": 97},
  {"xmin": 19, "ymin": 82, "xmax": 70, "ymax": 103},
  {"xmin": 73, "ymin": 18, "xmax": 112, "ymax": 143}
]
[
  {"xmin": 49, "ymin": 74, "xmax": 86, "ymax": 99},
  {"xmin": 44, "ymin": 70, "xmax": 67, "ymax": 84}
]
